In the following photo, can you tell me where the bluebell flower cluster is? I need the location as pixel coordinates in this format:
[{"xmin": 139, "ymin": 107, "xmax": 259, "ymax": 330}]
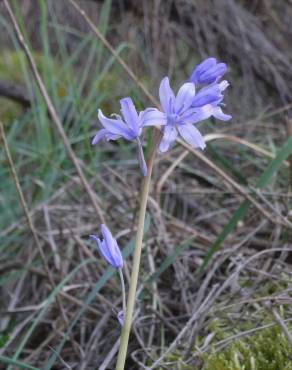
[
  {"xmin": 90, "ymin": 58, "xmax": 231, "ymax": 331},
  {"xmin": 92, "ymin": 57, "xmax": 231, "ymax": 174}
]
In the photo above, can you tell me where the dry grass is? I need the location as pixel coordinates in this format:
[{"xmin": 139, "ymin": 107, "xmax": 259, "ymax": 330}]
[{"xmin": 0, "ymin": 1, "xmax": 291, "ymax": 369}]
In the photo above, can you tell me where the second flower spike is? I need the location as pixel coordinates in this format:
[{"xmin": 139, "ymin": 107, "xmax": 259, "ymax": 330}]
[{"xmin": 90, "ymin": 224, "xmax": 123, "ymax": 269}]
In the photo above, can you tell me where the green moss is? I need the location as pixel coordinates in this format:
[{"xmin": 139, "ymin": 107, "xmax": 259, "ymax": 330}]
[
  {"xmin": 202, "ymin": 325, "xmax": 292, "ymax": 370},
  {"xmin": 0, "ymin": 50, "xmax": 71, "ymax": 123}
]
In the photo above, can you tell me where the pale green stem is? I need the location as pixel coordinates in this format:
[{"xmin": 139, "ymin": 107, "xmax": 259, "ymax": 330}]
[
  {"xmin": 118, "ymin": 267, "xmax": 126, "ymax": 317},
  {"xmin": 115, "ymin": 131, "xmax": 161, "ymax": 370}
]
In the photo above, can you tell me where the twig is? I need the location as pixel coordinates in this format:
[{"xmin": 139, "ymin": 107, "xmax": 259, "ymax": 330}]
[
  {"xmin": 99, "ymin": 339, "xmax": 120, "ymax": 370},
  {"xmin": 43, "ymin": 205, "xmax": 61, "ymax": 270},
  {"xmin": 3, "ymin": 0, "xmax": 105, "ymax": 224}
]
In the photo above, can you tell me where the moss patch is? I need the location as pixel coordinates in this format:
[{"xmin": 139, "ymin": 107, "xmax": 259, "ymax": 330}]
[{"xmin": 202, "ymin": 325, "xmax": 292, "ymax": 370}]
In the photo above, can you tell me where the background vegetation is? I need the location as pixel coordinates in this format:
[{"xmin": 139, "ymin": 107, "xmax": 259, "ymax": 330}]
[{"xmin": 0, "ymin": 0, "xmax": 291, "ymax": 369}]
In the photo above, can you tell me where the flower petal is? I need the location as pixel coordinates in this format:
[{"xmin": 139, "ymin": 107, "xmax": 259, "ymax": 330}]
[
  {"xmin": 177, "ymin": 124, "xmax": 206, "ymax": 150},
  {"xmin": 201, "ymin": 63, "xmax": 227, "ymax": 84},
  {"xmin": 159, "ymin": 77, "xmax": 175, "ymax": 115},
  {"xmin": 90, "ymin": 234, "xmax": 117, "ymax": 267},
  {"xmin": 101, "ymin": 225, "xmax": 123, "ymax": 268},
  {"xmin": 212, "ymin": 106, "xmax": 232, "ymax": 121},
  {"xmin": 192, "ymin": 84, "xmax": 222, "ymax": 108},
  {"xmin": 180, "ymin": 106, "xmax": 213, "ymax": 124},
  {"xmin": 137, "ymin": 138, "xmax": 148, "ymax": 176},
  {"xmin": 219, "ymin": 80, "xmax": 229, "ymax": 92},
  {"xmin": 141, "ymin": 108, "xmax": 167, "ymax": 127},
  {"xmin": 159, "ymin": 125, "xmax": 178, "ymax": 153},
  {"xmin": 174, "ymin": 82, "xmax": 196, "ymax": 113},
  {"xmin": 100, "ymin": 239, "xmax": 117, "ymax": 267},
  {"xmin": 98, "ymin": 109, "xmax": 134, "ymax": 140},
  {"xmin": 190, "ymin": 58, "xmax": 227, "ymax": 85},
  {"xmin": 190, "ymin": 58, "xmax": 217, "ymax": 84},
  {"xmin": 120, "ymin": 97, "xmax": 140, "ymax": 136},
  {"xmin": 91, "ymin": 129, "xmax": 108, "ymax": 145}
]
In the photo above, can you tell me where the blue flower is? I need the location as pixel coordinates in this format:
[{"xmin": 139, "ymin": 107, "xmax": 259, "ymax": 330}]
[
  {"xmin": 90, "ymin": 224, "xmax": 123, "ymax": 269},
  {"xmin": 190, "ymin": 57, "xmax": 227, "ymax": 85},
  {"xmin": 142, "ymin": 77, "xmax": 208, "ymax": 152},
  {"xmin": 92, "ymin": 97, "xmax": 147, "ymax": 176}
]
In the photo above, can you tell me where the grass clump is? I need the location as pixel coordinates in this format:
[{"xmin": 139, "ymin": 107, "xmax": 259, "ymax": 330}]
[{"xmin": 202, "ymin": 325, "xmax": 292, "ymax": 370}]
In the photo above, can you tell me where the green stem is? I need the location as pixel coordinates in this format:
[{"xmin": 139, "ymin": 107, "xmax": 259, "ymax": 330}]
[
  {"xmin": 118, "ymin": 267, "xmax": 126, "ymax": 317},
  {"xmin": 115, "ymin": 131, "xmax": 160, "ymax": 370}
]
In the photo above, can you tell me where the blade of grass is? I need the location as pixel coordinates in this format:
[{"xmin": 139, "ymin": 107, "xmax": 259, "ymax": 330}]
[
  {"xmin": 95, "ymin": 0, "xmax": 113, "ymax": 71},
  {"xmin": 202, "ymin": 136, "xmax": 292, "ymax": 269},
  {"xmin": 0, "ymin": 355, "xmax": 40, "ymax": 370}
]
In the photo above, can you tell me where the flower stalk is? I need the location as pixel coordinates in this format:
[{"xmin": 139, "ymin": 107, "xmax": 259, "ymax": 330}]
[
  {"xmin": 118, "ymin": 267, "xmax": 126, "ymax": 318},
  {"xmin": 115, "ymin": 130, "xmax": 161, "ymax": 370}
]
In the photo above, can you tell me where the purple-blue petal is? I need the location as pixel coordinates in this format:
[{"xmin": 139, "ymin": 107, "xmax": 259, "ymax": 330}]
[
  {"xmin": 180, "ymin": 106, "xmax": 213, "ymax": 124},
  {"xmin": 91, "ymin": 129, "xmax": 121, "ymax": 145},
  {"xmin": 99, "ymin": 239, "xmax": 118, "ymax": 267},
  {"xmin": 159, "ymin": 77, "xmax": 175, "ymax": 115},
  {"xmin": 98, "ymin": 109, "xmax": 135, "ymax": 141},
  {"xmin": 177, "ymin": 124, "xmax": 206, "ymax": 150},
  {"xmin": 159, "ymin": 125, "xmax": 178, "ymax": 153},
  {"xmin": 192, "ymin": 84, "xmax": 223, "ymax": 108},
  {"xmin": 90, "ymin": 225, "xmax": 123, "ymax": 269},
  {"xmin": 174, "ymin": 82, "xmax": 196, "ymax": 113},
  {"xmin": 141, "ymin": 108, "xmax": 167, "ymax": 127},
  {"xmin": 101, "ymin": 224, "xmax": 123, "ymax": 267},
  {"xmin": 211, "ymin": 106, "xmax": 232, "ymax": 121},
  {"xmin": 91, "ymin": 129, "xmax": 108, "ymax": 145},
  {"xmin": 120, "ymin": 97, "xmax": 140, "ymax": 136},
  {"xmin": 190, "ymin": 58, "xmax": 227, "ymax": 85},
  {"xmin": 198, "ymin": 63, "xmax": 227, "ymax": 84},
  {"xmin": 190, "ymin": 58, "xmax": 217, "ymax": 84}
]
